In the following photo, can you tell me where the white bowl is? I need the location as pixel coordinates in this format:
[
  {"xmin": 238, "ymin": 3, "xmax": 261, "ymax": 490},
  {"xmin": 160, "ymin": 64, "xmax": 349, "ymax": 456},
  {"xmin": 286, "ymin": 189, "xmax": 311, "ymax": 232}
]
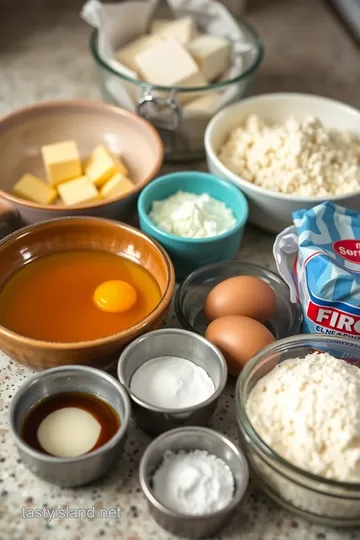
[{"xmin": 204, "ymin": 93, "xmax": 360, "ymax": 233}]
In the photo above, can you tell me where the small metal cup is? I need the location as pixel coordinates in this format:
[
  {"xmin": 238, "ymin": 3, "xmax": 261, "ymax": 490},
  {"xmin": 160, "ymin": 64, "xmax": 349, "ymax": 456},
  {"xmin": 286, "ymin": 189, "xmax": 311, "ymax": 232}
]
[
  {"xmin": 117, "ymin": 328, "xmax": 227, "ymax": 435},
  {"xmin": 8, "ymin": 365, "xmax": 131, "ymax": 487},
  {"xmin": 139, "ymin": 426, "xmax": 249, "ymax": 538}
]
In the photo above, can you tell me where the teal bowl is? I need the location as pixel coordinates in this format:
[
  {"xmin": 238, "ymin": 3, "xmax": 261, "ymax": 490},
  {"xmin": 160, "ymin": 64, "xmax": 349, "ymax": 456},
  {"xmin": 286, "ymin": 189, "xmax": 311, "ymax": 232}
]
[{"xmin": 137, "ymin": 171, "xmax": 249, "ymax": 280}]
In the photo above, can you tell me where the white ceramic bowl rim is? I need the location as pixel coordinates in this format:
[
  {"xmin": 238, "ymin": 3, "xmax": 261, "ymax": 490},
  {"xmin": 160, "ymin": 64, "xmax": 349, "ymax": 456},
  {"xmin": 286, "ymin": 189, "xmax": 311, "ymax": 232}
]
[{"xmin": 205, "ymin": 92, "xmax": 360, "ymax": 202}]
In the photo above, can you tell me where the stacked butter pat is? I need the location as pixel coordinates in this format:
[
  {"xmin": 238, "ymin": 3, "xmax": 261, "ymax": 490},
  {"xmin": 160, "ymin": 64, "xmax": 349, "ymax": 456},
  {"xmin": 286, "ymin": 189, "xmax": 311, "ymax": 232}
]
[
  {"xmin": 115, "ymin": 17, "xmax": 231, "ymax": 103},
  {"xmin": 13, "ymin": 142, "xmax": 134, "ymax": 206}
]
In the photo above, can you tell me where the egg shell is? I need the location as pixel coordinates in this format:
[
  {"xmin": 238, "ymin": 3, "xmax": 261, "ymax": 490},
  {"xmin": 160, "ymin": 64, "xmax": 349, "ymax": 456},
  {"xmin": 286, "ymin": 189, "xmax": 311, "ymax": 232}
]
[
  {"xmin": 205, "ymin": 315, "xmax": 275, "ymax": 377},
  {"xmin": 204, "ymin": 275, "xmax": 276, "ymax": 323}
]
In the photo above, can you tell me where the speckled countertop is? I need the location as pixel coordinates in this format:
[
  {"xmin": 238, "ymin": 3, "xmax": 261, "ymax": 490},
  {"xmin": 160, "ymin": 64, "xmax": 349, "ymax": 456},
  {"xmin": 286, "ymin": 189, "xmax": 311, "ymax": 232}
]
[{"xmin": 1, "ymin": 1, "xmax": 360, "ymax": 539}]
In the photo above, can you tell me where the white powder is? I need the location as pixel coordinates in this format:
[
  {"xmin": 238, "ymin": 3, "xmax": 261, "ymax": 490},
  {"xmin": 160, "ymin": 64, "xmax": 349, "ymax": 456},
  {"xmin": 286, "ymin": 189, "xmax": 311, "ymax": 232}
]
[
  {"xmin": 218, "ymin": 114, "xmax": 360, "ymax": 196},
  {"xmin": 152, "ymin": 449, "xmax": 234, "ymax": 515},
  {"xmin": 246, "ymin": 352, "xmax": 360, "ymax": 481},
  {"xmin": 148, "ymin": 191, "xmax": 236, "ymax": 238},
  {"xmin": 130, "ymin": 356, "xmax": 215, "ymax": 409}
]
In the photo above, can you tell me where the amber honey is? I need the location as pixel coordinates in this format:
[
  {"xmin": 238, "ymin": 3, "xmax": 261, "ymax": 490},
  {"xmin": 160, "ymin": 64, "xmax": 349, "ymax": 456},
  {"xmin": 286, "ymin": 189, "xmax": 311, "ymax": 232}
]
[
  {"xmin": 21, "ymin": 392, "xmax": 119, "ymax": 455},
  {"xmin": 0, "ymin": 249, "xmax": 161, "ymax": 342}
]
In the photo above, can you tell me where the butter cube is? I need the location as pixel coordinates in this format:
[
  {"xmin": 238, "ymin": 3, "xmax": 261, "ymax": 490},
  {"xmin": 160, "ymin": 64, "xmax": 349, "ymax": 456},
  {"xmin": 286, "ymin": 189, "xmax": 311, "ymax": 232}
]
[
  {"xmin": 183, "ymin": 92, "xmax": 219, "ymax": 114},
  {"xmin": 85, "ymin": 145, "xmax": 128, "ymax": 188},
  {"xmin": 58, "ymin": 176, "xmax": 99, "ymax": 206},
  {"xmin": 135, "ymin": 39, "xmax": 207, "ymax": 98},
  {"xmin": 111, "ymin": 152, "xmax": 128, "ymax": 177},
  {"xmin": 150, "ymin": 19, "xmax": 173, "ymax": 34},
  {"xmin": 100, "ymin": 173, "xmax": 134, "ymax": 199},
  {"xmin": 13, "ymin": 174, "xmax": 57, "ymax": 205},
  {"xmin": 150, "ymin": 17, "xmax": 197, "ymax": 45},
  {"xmin": 187, "ymin": 35, "xmax": 231, "ymax": 81},
  {"xmin": 115, "ymin": 34, "xmax": 161, "ymax": 72},
  {"xmin": 41, "ymin": 140, "xmax": 82, "ymax": 186}
]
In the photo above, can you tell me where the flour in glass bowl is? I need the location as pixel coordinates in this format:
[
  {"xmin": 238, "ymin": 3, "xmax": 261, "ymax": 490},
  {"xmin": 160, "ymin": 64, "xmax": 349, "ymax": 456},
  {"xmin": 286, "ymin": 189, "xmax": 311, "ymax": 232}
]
[
  {"xmin": 148, "ymin": 191, "xmax": 236, "ymax": 238},
  {"xmin": 246, "ymin": 352, "xmax": 360, "ymax": 482}
]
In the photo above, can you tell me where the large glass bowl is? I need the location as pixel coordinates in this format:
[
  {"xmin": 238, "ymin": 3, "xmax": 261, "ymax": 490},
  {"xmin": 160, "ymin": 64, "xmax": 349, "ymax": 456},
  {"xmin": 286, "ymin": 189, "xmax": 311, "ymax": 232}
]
[
  {"xmin": 89, "ymin": 20, "xmax": 263, "ymax": 162},
  {"xmin": 236, "ymin": 334, "xmax": 360, "ymax": 527},
  {"xmin": 175, "ymin": 262, "xmax": 302, "ymax": 339}
]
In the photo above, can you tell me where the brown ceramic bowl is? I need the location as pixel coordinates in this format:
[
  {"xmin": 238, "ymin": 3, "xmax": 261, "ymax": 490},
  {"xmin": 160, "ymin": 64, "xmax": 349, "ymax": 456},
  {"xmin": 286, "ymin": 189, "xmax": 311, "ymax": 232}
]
[
  {"xmin": 0, "ymin": 217, "xmax": 175, "ymax": 370},
  {"xmin": 0, "ymin": 100, "xmax": 163, "ymax": 228}
]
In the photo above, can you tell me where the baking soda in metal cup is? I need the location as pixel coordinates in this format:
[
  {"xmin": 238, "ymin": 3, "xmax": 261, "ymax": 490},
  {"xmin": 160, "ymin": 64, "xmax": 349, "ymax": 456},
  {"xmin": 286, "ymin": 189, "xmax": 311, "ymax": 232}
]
[{"xmin": 273, "ymin": 202, "xmax": 360, "ymax": 340}]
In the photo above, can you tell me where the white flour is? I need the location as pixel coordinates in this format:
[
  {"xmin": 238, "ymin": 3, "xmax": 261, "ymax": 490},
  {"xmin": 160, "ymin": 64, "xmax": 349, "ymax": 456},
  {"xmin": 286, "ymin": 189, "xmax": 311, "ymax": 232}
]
[
  {"xmin": 219, "ymin": 115, "xmax": 360, "ymax": 196},
  {"xmin": 130, "ymin": 356, "xmax": 214, "ymax": 409},
  {"xmin": 246, "ymin": 352, "xmax": 360, "ymax": 481},
  {"xmin": 148, "ymin": 191, "xmax": 236, "ymax": 238},
  {"xmin": 152, "ymin": 449, "xmax": 234, "ymax": 515}
]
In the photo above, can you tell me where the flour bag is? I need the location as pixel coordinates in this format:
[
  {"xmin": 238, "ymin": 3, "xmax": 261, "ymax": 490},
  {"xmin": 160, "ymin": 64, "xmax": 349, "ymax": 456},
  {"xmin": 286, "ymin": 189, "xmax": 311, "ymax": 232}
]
[{"xmin": 274, "ymin": 202, "xmax": 360, "ymax": 340}]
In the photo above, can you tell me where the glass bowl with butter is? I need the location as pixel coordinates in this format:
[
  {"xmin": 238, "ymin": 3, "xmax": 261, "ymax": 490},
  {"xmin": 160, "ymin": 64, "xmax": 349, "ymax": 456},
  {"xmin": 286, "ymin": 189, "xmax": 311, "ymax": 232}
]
[{"xmin": 89, "ymin": 16, "xmax": 263, "ymax": 162}]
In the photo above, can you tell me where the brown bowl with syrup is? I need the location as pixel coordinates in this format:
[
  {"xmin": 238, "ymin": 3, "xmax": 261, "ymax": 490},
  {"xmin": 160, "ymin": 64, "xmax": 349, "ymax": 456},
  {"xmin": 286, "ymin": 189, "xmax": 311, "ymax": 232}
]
[{"xmin": 0, "ymin": 217, "xmax": 175, "ymax": 370}]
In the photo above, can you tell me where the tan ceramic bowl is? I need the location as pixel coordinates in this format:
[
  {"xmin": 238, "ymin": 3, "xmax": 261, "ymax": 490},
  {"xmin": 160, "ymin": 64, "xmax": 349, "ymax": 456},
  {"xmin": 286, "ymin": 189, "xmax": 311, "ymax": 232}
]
[
  {"xmin": 0, "ymin": 100, "xmax": 163, "ymax": 227},
  {"xmin": 0, "ymin": 217, "xmax": 175, "ymax": 370}
]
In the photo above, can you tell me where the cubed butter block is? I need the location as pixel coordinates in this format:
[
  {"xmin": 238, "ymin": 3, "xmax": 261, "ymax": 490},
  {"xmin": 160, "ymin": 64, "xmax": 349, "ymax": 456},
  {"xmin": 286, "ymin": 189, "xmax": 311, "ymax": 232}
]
[
  {"xmin": 41, "ymin": 140, "xmax": 82, "ymax": 186},
  {"xmin": 135, "ymin": 39, "xmax": 207, "ymax": 98},
  {"xmin": 150, "ymin": 17, "xmax": 197, "ymax": 45},
  {"xmin": 150, "ymin": 17, "xmax": 200, "ymax": 45},
  {"xmin": 187, "ymin": 35, "xmax": 231, "ymax": 81},
  {"xmin": 85, "ymin": 144, "xmax": 128, "ymax": 188},
  {"xmin": 150, "ymin": 19, "xmax": 172, "ymax": 34},
  {"xmin": 13, "ymin": 174, "xmax": 57, "ymax": 205},
  {"xmin": 151, "ymin": 17, "xmax": 197, "ymax": 45},
  {"xmin": 111, "ymin": 151, "xmax": 128, "ymax": 177},
  {"xmin": 100, "ymin": 173, "xmax": 134, "ymax": 199},
  {"xmin": 183, "ymin": 92, "xmax": 219, "ymax": 114},
  {"xmin": 115, "ymin": 34, "xmax": 161, "ymax": 72},
  {"xmin": 57, "ymin": 176, "xmax": 99, "ymax": 206}
]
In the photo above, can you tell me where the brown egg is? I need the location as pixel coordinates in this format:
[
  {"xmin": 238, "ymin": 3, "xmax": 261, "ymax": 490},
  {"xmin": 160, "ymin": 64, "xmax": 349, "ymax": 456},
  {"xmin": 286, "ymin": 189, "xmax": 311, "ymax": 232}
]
[
  {"xmin": 204, "ymin": 275, "xmax": 276, "ymax": 323},
  {"xmin": 205, "ymin": 315, "xmax": 275, "ymax": 377}
]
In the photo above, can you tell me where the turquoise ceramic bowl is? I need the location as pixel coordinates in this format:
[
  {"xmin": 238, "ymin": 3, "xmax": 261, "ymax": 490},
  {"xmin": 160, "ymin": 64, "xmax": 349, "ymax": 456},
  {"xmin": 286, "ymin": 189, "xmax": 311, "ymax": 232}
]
[{"xmin": 137, "ymin": 171, "xmax": 249, "ymax": 279}]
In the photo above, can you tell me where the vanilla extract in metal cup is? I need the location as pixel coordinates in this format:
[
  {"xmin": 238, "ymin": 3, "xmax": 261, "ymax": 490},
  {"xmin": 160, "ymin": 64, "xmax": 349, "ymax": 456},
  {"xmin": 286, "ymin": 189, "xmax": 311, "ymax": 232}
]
[
  {"xmin": 8, "ymin": 365, "xmax": 131, "ymax": 487},
  {"xmin": 117, "ymin": 328, "xmax": 227, "ymax": 435}
]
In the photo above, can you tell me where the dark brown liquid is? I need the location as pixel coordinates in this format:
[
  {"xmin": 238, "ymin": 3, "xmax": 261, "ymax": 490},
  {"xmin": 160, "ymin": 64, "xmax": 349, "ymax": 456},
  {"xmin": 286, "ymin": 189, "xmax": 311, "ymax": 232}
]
[{"xmin": 21, "ymin": 392, "xmax": 120, "ymax": 456}]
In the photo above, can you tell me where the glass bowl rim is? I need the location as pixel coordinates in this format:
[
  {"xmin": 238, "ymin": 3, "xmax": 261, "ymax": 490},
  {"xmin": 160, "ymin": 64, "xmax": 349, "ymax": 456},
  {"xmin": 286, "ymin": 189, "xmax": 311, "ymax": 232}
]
[
  {"xmin": 175, "ymin": 261, "xmax": 303, "ymax": 336},
  {"xmin": 236, "ymin": 333, "xmax": 360, "ymax": 492},
  {"xmin": 89, "ymin": 19, "xmax": 264, "ymax": 93}
]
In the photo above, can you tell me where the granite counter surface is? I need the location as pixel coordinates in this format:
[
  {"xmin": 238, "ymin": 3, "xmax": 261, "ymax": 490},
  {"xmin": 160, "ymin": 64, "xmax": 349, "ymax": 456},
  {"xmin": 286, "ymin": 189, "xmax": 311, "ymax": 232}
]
[{"xmin": 1, "ymin": 0, "xmax": 360, "ymax": 539}]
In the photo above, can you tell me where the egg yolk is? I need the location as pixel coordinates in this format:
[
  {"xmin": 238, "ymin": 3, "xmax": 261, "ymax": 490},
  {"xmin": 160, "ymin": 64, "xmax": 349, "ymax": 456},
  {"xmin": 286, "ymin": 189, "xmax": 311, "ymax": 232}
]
[{"xmin": 93, "ymin": 280, "xmax": 137, "ymax": 313}]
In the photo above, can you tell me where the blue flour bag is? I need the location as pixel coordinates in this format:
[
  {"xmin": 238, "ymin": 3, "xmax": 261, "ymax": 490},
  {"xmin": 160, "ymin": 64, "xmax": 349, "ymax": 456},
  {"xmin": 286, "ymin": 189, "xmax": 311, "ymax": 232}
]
[{"xmin": 274, "ymin": 202, "xmax": 360, "ymax": 340}]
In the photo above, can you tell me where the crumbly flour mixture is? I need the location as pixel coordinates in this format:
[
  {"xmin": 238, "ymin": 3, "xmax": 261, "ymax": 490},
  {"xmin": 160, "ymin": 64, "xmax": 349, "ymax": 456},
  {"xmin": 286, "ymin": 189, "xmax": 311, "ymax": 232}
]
[
  {"xmin": 219, "ymin": 115, "xmax": 360, "ymax": 196},
  {"xmin": 148, "ymin": 191, "xmax": 236, "ymax": 238},
  {"xmin": 246, "ymin": 352, "xmax": 360, "ymax": 481},
  {"xmin": 152, "ymin": 449, "xmax": 235, "ymax": 515}
]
